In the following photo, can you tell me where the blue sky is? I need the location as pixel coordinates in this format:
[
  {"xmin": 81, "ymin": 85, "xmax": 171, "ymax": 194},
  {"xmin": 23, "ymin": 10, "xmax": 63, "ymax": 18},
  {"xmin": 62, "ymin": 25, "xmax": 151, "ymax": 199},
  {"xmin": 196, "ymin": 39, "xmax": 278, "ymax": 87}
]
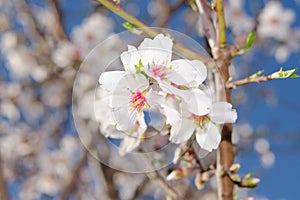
[{"xmin": 8, "ymin": 0, "xmax": 300, "ymax": 199}]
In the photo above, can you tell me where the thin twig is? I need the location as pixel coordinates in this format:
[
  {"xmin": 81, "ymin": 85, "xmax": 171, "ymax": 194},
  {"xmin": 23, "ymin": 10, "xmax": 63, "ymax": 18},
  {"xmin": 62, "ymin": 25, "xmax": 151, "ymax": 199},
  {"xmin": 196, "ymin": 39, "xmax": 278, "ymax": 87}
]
[
  {"xmin": 49, "ymin": 0, "xmax": 68, "ymax": 40},
  {"xmin": 195, "ymin": 0, "xmax": 216, "ymax": 48},
  {"xmin": 214, "ymin": 0, "xmax": 226, "ymax": 47},
  {"xmin": 97, "ymin": 0, "xmax": 212, "ymax": 64},
  {"xmin": 141, "ymin": 154, "xmax": 181, "ymax": 199},
  {"xmin": 226, "ymin": 75, "xmax": 272, "ymax": 89},
  {"xmin": 59, "ymin": 149, "xmax": 88, "ymax": 200}
]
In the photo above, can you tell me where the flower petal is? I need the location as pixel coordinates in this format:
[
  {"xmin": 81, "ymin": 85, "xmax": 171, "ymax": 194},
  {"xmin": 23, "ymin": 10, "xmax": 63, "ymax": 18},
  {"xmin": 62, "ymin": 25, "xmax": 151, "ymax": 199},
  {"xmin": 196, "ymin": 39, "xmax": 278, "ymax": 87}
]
[
  {"xmin": 138, "ymin": 34, "xmax": 173, "ymax": 66},
  {"xmin": 159, "ymin": 81, "xmax": 191, "ymax": 101},
  {"xmin": 170, "ymin": 118, "xmax": 195, "ymax": 144},
  {"xmin": 99, "ymin": 71, "xmax": 125, "ymax": 91},
  {"xmin": 119, "ymin": 136, "xmax": 141, "ymax": 155},
  {"xmin": 210, "ymin": 102, "xmax": 237, "ymax": 124},
  {"xmin": 196, "ymin": 122, "xmax": 221, "ymax": 152},
  {"xmin": 162, "ymin": 104, "xmax": 180, "ymax": 125},
  {"xmin": 167, "ymin": 59, "xmax": 207, "ymax": 86},
  {"xmin": 112, "ymin": 106, "xmax": 136, "ymax": 131},
  {"xmin": 118, "ymin": 115, "xmax": 147, "ymax": 155},
  {"xmin": 120, "ymin": 45, "xmax": 141, "ymax": 72},
  {"xmin": 186, "ymin": 89, "xmax": 212, "ymax": 116},
  {"xmin": 116, "ymin": 73, "xmax": 149, "ymax": 92}
]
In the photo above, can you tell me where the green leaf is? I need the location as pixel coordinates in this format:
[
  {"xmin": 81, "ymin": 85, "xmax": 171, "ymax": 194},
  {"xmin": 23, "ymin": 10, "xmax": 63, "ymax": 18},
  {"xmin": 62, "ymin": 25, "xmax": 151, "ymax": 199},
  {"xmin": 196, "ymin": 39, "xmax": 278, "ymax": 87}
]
[
  {"xmin": 122, "ymin": 22, "xmax": 143, "ymax": 35},
  {"xmin": 134, "ymin": 59, "xmax": 148, "ymax": 77},
  {"xmin": 237, "ymin": 31, "xmax": 256, "ymax": 55},
  {"xmin": 246, "ymin": 178, "xmax": 260, "ymax": 187},
  {"xmin": 229, "ymin": 173, "xmax": 241, "ymax": 183},
  {"xmin": 271, "ymin": 67, "xmax": 299, "ymax": 79},
  {"xmin": 229, "ymin": 163, "xmax": 241, "ymax": 172},
  {"xmin": 250, "ymin": 70, "xmax": 264, "ymax": 78}
]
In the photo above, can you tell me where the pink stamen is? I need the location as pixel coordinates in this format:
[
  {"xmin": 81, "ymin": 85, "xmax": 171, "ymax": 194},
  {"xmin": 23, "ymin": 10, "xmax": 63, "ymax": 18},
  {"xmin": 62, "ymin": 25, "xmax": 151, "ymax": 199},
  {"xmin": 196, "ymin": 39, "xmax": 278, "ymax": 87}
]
[
  {"xmin": 192, "ymin": 114, "xmax": 210, "ymax": 127},
  {"xmin": 151, "ymin": 66, "xmax": 166, "ymax": 80},
  {"xmin": 129, "ymin": 91, "xmax": 147, "ymax": 111}
]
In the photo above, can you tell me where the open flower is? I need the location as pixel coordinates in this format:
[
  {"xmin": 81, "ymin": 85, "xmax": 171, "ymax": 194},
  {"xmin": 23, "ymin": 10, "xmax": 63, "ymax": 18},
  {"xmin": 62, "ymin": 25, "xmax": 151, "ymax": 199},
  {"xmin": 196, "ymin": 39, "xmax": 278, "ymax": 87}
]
[
  {"xmin": 120, "ymin": 34, "xmax": 211, "ymax": 118},
  {"xmin": 99, "ymin": 72, "xmax": 163, "ymax": 131},
  {"xmin": 257, "ymin": 1, "xmax": 295, "ymax": 41},
  {"xmin": 97, "ymin": 34, "xmax": 238, "ymax": 154},
  {"xmin": 167, "ymin": 101, "xmax": 237, "ymax": 152}
]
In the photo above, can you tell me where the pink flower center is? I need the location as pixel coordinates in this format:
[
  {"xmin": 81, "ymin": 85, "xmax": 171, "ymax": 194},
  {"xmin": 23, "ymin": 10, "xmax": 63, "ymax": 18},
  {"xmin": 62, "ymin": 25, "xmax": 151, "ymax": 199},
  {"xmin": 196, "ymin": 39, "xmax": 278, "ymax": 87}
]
[
  {"xmin": 129, "ymin": 91, "xmax": 148, "ymax": 112},
  {"xmin": 270, "ymin": 18, "xmax": 279, "ymax": 25},
  {"xmin": 86, "ymin": 34, "xmax": 94, "ymax": 42},
  {"xmin": 151, "ymin": 66, "xmax": 167, "ymax": 80},
  {"xmin": 74, "ymin": 49, "xmax": 82, "ymax": 58},
  {"xmin": 192, "ymin": 114, "xmax": 210, "ymax": 127}
]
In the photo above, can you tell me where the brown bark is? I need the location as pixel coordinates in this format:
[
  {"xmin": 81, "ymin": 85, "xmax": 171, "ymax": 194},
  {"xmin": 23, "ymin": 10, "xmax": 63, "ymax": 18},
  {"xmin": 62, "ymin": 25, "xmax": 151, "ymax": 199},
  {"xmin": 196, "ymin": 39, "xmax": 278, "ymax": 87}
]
[{"xmin": 212, "ymin": 46, "xmax": 235, "ymax": 200}]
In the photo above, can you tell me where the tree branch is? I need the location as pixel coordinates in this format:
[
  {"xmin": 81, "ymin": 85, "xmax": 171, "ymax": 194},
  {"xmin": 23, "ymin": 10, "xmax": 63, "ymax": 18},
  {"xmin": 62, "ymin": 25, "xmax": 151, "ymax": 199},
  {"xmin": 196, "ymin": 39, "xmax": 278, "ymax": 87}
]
[
  {"xmin": 59, "ymin": 149, "xmax": 88, "ymax": 200},
  {"xmin": 97, "ymin": 0, "xmax": 212, "ymax": 64},
  {"xmin": 226, "ymin": 75, "xmax": 273, "ymax": 89},
  {"xmin": 49, "ymin": 0, "xmax": 68, "ymax": 40},
  {"xmin": 214, "ymin": 0, "xmax": 226, "ymax": 47},
  {"xmin": 141, "ymin": 154, "xmax": 181, "ymax": 199},
  {"xmin": 195, "ymin": 0, "xmax": 216, "ymax": 48},
  {"xmin": 211, "ymin": 1, "xmax": 235, "ymax": 199}
]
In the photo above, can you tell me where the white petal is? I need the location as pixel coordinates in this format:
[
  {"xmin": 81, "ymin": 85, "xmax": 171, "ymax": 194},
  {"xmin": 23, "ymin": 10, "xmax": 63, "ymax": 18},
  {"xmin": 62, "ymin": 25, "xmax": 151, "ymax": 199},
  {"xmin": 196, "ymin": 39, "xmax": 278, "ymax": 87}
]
[
  {"xmin": 159, "ymin": 81, "xmax": 191, "ymax": 101},
  {"xmin": 99, "ymin": 71, "xmax": 125, "ymax": 91},
  {"xmin": 196, "ymin": 122, "xmax": 221, "ymax": 152},
  {"xmin": 167, "ymin": 59, "xmax": 207, "ymax": 86},
  {"xmin": 192, "ymin": 60, "xmax": 207, "ymax": 85},
  {"xmin": 112, "ymin": 106, "xmax": 136, "ymax": 131},
  {"xmin": 120, "ymin": 45, "xmax": 141, "ymax": 72},
  {"xmin": 116, "ymin": 73, "xmax": 149, "ymax": 92},
  {"xmin": 118, "ymin": 116, "xmax": 147, "ymax": 155},
  {"xmin": 119, "ymin": 136, "xmax": 141, "ymax": 155},
  {"xmin": 162, "ymin": 104, "xmax": 180, "ymax": 125},
  {"xmin": 138, "ymin": 34, "xmax": 173, "ymax": 66},
  {"xmin": 111, "ymin": 89, "xmax": 131, "ymax": 108},
  {"xmin": 170, "ymin": 118, "xmax": 195, "ymax": 144},
  {"xmin": 210, "ymin": 102, "xmax": 237, "ymax": 124},
  {"xmin": 186, "ymin": 89, "xmax": 212, "ymax": 116},
  {"xmin": 145, "ymin": 89, "xmax": 164, "ymax": 107}
]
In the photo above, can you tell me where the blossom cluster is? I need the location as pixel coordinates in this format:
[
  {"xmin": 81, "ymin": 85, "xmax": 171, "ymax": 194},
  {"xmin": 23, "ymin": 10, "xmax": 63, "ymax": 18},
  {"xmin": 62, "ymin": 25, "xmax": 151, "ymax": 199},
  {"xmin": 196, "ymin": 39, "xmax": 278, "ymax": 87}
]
[
  {"xmin": 98, "ymin": 34, "xmax": 237, "ymax": 154},
  {"xmin": 0, "ymin": 8, "xmax": 115, "ymax": 198}
]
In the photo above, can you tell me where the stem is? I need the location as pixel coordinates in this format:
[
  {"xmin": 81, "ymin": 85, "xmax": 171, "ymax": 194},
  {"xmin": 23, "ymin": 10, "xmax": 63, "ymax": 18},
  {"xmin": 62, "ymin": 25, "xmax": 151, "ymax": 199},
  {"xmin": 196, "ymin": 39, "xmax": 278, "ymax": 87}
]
[
  {"xmin": 195, "ymin": 0, "xmax": 216, "ymax": 48},
  {"xmin": 49, "ymin": 0, "xmax": 68, "ymax": 40},
  {"xmin": 141, "ymin": 154, "xmax": 180, "ymax": 199},
  {"xmin": 60, "ymin": 149, "xmax": 88, "ymax": 200},
  {"xmin": 226, "ymin": 75, "xmax": 273, "ymax": 89},
  {"xmin": 97, "ymin": 0, "xmax": 212, "ymax": 64},
  {"xmin": 212, "ymin": 1, "xmax": 235, "ymax": 199},
  {"xmin": 214, "ymin": 0, "xmax": 226, "ymax": 47}
]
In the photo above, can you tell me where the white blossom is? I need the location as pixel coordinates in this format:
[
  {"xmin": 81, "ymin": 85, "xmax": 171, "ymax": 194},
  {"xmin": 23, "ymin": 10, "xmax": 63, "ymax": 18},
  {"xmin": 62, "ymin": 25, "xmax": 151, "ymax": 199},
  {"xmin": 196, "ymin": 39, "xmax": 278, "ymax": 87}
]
[
  {"xmin": 257, "ymin": 1, "xmax": 295, "ymax": 41},
  {"xmin": 225, "ymin": 0, "xmax": 254, "ymax": 34},
  {"xmin": 52, "ymin": 41, "xmax": 81, "ymax": 68},
  {"xmin": 168, "ymin": 101, "xmax": 237, "ymax": 152},
  {"xmin": 71, "ymin": 13, "xmax": 114, "ymax": 55},
  {"xmin": 97, "ymin": 34, "xmax": 238, "ymax": 154}
]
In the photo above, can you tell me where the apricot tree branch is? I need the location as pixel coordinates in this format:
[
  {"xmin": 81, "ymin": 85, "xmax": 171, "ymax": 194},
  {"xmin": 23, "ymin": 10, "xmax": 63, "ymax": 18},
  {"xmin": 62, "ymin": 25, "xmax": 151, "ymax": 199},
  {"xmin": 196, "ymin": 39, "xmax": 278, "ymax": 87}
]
[
  {"xmin": 97, "ymin": 0, "xmax": 212, "ymax": 64},
  {"xmin": 214, "ymin": 0, "xmax": 227, "ymax": 47}
]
